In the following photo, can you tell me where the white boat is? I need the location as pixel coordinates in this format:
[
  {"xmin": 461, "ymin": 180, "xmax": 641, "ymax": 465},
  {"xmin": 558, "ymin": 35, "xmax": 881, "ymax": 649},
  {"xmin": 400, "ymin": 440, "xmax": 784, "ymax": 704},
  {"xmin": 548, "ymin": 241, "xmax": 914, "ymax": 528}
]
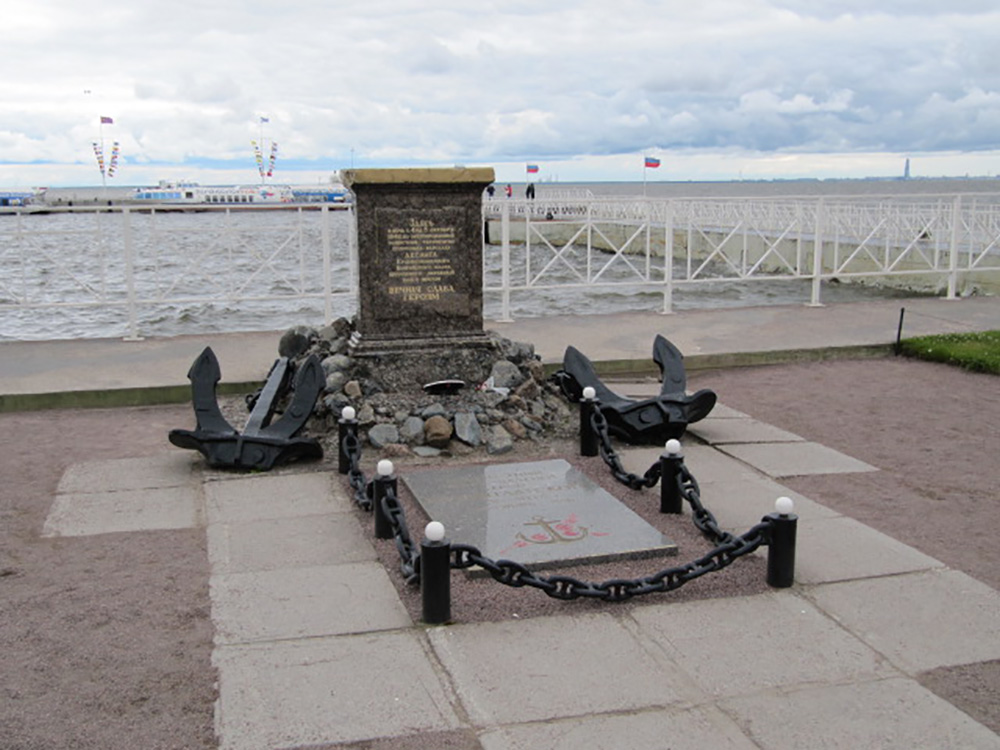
[{"xmin": 132, "ymin": 184, "xmax": 295, "ymax": 205}]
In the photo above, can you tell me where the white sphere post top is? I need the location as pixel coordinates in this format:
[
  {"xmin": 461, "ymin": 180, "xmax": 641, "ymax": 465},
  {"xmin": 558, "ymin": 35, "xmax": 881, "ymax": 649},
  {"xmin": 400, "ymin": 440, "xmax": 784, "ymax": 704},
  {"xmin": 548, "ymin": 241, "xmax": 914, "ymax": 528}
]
[
  {"xmin": 341, "ymin": 405, "xmax": 356, "ymax": 421},
  {"xmin": 665, "ymin": 438, "xmax": 682, "ymax": 455},
  {"xmin": 775, "ymin": 496, "xmax": 795, "ymax": 516},
  {"xmin": 582, "ymin": 386, "xmax": 596, "ymax": 400},
  {"xmin": 377, "ymin": 459, "xmax": 394, "ymax": 477},
  {"xmin": 425, "ymin": 521, "xmax": 446, "ymax": 542}
]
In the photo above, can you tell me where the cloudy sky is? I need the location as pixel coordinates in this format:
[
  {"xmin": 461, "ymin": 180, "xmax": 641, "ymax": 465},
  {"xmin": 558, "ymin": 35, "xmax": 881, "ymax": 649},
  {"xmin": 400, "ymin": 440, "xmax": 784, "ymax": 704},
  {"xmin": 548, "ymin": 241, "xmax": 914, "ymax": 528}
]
[{"xmin": 2, "ymin": 0, "xmax": 998, "ymax": 187}]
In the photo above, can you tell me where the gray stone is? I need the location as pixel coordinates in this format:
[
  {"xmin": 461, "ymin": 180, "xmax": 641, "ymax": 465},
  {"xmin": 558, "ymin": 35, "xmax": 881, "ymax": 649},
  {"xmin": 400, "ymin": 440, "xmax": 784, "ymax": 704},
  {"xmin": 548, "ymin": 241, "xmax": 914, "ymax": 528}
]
[
  {"xmin": 486, "ymin": 425, "xmax": 514, "ymax": 455},
  {"xmin": 453, "ymin": 412, "xmax": 482, "ymax": 447},
  {"xmin": 278, "ymin": 325, "xmax": 318, "ymax": 358},
  {"xmin": 321, "ymin": 354, "xmax": 352, "ymax": 376},
  {"xmin": 424, "ymin": 415, "xmax": 453, "ymax": 448},
  {"xmin": 367, "ymin": 423, "xmax": 400, "ymax": 448},
  {"xmin": 410, "ymin": 460, "xmax": 677, "ymax": 571},
  {"xmin": 325, "ymin": 372, "xmax": 347, "ymax": 392},
  {"xmin": 355, "ymin": 403, "xmax": 375, "ymax": 426},
  {"xmin": 421, "ymin": 402, "xmax": 448, "ymax": 418},
  {"xmin": 399, "ymin": 416, "xmax": 426, "ymax": 445},
  {"xmin": 489, "ymin": 359, "xmax": 524, "ymax": 389},
  {"xmin": 412, "ymin": 445, "xmax": 442, "ymax": 458},
  {"xmin": 343, "ymin": 380, "xmax": 363, "ymax": 399}
]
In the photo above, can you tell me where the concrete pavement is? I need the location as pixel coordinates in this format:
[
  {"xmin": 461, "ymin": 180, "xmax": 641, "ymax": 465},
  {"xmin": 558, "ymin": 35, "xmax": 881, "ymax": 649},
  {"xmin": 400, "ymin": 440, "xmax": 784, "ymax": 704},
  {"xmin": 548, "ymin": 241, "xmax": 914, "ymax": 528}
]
[
  {"xmin": 39, "ymin": 398, "xmax": 1000, "ymax": 749},
  {"xmin": 16, "ymin": 295, "xmax": 1000, "ymax": 748},
  {"xmin": 3, "ymin": 294, "xmax": 1000, "ymax": 410}
]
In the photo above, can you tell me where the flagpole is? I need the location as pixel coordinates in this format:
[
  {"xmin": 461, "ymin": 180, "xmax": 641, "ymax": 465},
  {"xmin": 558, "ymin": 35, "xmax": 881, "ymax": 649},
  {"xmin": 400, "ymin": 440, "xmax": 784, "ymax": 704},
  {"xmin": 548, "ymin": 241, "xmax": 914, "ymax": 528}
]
[{"xmin": 643, "ymin": 158, "xmax": 647, "ymax": 196}]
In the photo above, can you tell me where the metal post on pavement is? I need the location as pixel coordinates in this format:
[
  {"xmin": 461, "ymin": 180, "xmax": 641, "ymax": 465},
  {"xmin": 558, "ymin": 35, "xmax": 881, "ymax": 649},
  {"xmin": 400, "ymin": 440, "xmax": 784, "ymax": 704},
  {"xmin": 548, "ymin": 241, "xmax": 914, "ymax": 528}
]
[
  {"xmin": 421, "ymin": 521, "xmax": 452, "ymax": 625},
  {"xmin": 766, "ymin": 497, "xmax": 798, "ymax": 588},
  {"xmin": 659, "ymin": 439, "xmax": 684, "ymax": 514},
  {"xmin": 580, "ymin": 386, "xmax": 599, "ymax": 457},
  {"xmin": 338, "ymin": 406, "xmax": 358, "ymax": 475},
  {"xmin": 373, "ymin": 459, "xmax": 396, "ymax": 540}
]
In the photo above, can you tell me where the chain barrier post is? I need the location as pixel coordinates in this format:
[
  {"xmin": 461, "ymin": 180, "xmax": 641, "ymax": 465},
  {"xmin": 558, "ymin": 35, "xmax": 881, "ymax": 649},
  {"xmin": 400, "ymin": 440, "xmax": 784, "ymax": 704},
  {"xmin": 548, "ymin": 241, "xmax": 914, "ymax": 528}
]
[
  {"xmin": 659, "ymin": 439, "xmax": 684, "ymax": 514},
  {"xmin": 766, "ymin": 497, "xmax": 797, "ymax": 588},
  {"xmin": 421, "ymin": 521, "xmax": 452, "ymax": 624},
  {"xmin": 580, "ymin": 386, "xmax": 599, "ymax": 457},
  {"xmin": 374, "ymin": 459, "xmax": 396, "ymax": 540},
  {"xmin": 338, "ymin": 406, "xmax": 358, "ymax": 475}
]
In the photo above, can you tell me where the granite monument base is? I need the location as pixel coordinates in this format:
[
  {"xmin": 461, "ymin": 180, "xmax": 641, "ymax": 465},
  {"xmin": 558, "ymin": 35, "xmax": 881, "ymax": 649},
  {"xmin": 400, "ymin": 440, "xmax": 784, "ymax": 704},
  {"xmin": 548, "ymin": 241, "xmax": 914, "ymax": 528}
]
[
  {"xmin": 349, "ymin": 332, "xmax": 499, "ymax": 391},
  {"xmin": 403, "ymin": 459, "xmax": 677, "ymax": 572}
]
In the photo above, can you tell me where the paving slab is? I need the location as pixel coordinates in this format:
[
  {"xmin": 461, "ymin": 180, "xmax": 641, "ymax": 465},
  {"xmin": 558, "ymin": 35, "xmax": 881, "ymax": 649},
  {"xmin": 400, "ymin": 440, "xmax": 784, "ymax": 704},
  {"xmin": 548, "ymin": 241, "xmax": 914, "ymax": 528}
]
[
  {"xmin": 630, "ymin": 592, "xmax": 895, "ymax": 698},
  {"xmin": 428, "ymin": 613, "xmax": 697, "ymax": 726},
  {"xmin": 479, "ymin": 705, "xmax": 759, "ymax": 750},
  {"xmin": 207, "ymin": 512, "xmax": 376, "ymax": 574},
  {"xmin": 720, "ymin": 677, "xmax": 1000, "ymax": 750},
  {"xmin": 210, "ymin": 561, "xmax": 411, "ymax": 645},
  {"xmin": 42, "ymin": 485, "xmax": 201, "ymax": 537},
  {"xmin": 808, "ymin": 569, "xmax": 1000, "ymax": 674},
  {"xmin": 213, "ymin": 632, "xmax": 461, "ymax": 750},
  {"xmin": 204, "ymin": 471, "xmax": 346, "ymax": 524},
  {"xmin": 794, "ymin": 515, "xmax": 944, "ymax": 584},
  {"xmin": 718, "ymin": 441, "xmax": 877, "ymax": 477},
  {"xmin": 687, "ymin": 417, "xmax": 804, "ymax": 445},
  {"xmin": 619, "ymin": 444, "xmax": 840, "ymax": 533},
  {"xmin": 56, "ymin": 451, "xmax": 197, "ymax": 493}
]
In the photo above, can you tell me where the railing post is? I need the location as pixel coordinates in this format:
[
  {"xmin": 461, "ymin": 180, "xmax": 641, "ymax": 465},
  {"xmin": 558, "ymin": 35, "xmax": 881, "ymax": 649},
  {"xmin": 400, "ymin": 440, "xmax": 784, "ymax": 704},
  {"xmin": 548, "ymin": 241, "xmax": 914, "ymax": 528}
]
[
  {"xmin": 766, "ymin": 497, "xmax": 797, "ymax": 588},
  {"xmin": 662, "ymin": 199, "xmax": 674, "ymax": 315},
  {"xmin": 338, "ymin": 406, "xmax": 358, "ymax": 475},
  {"xmin": 421, "ymin": 521, "xmax": 452, "ymax": 625},
  {"xmin": 947, "ymin": 195, "xmax": 961, "ymax": 299},
  {"xmin": 321, "ymin": 205, "xmax": 333, "ymax": 325},
  {"xmin": 579, "ymin": 387, "xmax": 599, "ymax": 457},
  {"xmin": 809, "ymin": 198, "xmax": 825, "ymax": 307},
  {"xmin": 659, "ymin": 439, "xmax": 684, "ymax": 514},
  {"xmin": 121, "ymin": 208, "xmax": 143, "ymax": 341},
  {"xmin": 500, "ymin": 201, "xmax": 512, "ymax": 321},
  {"xmin": 373, "ymin": 459, "xmax": 396, "ymax": 540}
]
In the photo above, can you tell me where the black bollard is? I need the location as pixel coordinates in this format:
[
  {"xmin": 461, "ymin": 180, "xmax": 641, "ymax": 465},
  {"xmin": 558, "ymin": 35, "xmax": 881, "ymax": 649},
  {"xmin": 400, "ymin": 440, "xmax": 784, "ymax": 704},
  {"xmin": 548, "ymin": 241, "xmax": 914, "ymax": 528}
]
[
  {"xmin": 338, "ymin": 408, "xmax": 358, "ymax": 475},
  {"xmin": 766, "ymin": 497, "xmax": 797, "ymax": 588},
  {"xmin": 659, "ymin": 439, "xmax": 684, "ymax": 514},
  {"xmin": 580, "ymin": 388, "xmax": 599, "ymax": 457},
  {"xmin": 421, "ymin": 522, "xmax": 452, "ymax": 625},
  {"xmin": 373, "ymin": 460, "xmax": 396, "ymax": 540}
]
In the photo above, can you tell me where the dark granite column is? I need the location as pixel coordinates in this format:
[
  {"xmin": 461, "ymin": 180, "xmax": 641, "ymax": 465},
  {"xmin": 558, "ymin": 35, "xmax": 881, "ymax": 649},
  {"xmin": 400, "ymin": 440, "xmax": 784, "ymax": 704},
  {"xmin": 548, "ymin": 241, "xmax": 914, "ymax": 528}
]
[{"xmin": 342, "ymin": 167, "xmax": 498, "ymax": 389}]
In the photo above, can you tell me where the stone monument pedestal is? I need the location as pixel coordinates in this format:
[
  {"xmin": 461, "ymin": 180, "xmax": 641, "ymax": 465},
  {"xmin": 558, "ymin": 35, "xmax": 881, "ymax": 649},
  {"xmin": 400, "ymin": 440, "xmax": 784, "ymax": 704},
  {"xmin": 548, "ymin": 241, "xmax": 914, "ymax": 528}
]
[{"xmin": 342, "ymin": 167, "xmax": 496, "ymax": 390}]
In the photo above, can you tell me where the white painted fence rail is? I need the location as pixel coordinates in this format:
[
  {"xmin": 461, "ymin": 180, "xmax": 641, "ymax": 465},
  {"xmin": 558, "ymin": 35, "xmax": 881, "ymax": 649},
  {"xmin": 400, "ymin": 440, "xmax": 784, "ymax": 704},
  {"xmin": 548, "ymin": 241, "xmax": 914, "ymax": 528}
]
[
  {"xmin": 482, "ymin": 194, "xmax": 1000, "ymax": 320},
  {"xmin": 2, "ymin": 194, "xmax": 998, "ymax": 339}
]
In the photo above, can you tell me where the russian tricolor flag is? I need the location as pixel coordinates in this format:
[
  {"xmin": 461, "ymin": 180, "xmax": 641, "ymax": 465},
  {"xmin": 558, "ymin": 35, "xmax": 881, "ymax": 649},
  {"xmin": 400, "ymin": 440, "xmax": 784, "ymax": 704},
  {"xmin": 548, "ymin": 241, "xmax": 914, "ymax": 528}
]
[
  {"xmin": 526, "ymin": 164, "xmax": 539, "ymax": 173},
  {"xmin": 644, "ymin": 156, "xmax": 660, "ymax": 168}
]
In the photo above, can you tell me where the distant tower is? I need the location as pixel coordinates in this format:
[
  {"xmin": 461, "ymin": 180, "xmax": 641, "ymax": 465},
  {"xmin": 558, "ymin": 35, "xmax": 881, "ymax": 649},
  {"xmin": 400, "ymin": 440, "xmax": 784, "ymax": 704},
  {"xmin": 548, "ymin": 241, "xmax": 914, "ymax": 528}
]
[{"xmin": 904, "ymin": 158, "xmax": 911, "ymax": 180}]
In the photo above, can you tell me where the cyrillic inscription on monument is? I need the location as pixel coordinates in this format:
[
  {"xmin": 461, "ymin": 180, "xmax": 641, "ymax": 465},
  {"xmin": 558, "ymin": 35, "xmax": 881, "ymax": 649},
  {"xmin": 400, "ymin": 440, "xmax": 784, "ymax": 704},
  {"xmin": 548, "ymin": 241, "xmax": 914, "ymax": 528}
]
[{"xmin": 382, "ymin": 210, "xmax": 460, "ymax": 306}]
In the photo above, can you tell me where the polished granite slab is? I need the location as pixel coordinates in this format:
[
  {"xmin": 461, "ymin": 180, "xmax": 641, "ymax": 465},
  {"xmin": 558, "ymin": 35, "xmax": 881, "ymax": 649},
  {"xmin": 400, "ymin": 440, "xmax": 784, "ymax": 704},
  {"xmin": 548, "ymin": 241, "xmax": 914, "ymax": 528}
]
[{"xmin": 402, "ymin": 459, "xmax": 676, "ymax": 570}]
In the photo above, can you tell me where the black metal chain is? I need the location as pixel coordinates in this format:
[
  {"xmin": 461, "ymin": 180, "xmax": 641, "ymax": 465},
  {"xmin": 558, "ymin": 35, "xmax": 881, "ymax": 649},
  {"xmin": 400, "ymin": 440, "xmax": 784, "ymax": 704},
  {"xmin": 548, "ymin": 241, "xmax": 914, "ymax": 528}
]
[
  {"xmin": 379, "ymin": 485, "xmax": 421, "ymax": 584},
  {"xmin": 590, "ymin": 409, "xmax": 662, "ymax": 490},
  {"xmin": 451, "ymin": 519, "xmax": 769, "ymax": 602},
  {"xmin": 338, "ymin": 419, "xmax": 774, "ymax": 601},
  {"xmin": 343, "ymin": 431, "xmax": 372, "ymax": 511},
  {"xmin": 341, "ymin": 431, "xmax": 420, "ymax": 582}
]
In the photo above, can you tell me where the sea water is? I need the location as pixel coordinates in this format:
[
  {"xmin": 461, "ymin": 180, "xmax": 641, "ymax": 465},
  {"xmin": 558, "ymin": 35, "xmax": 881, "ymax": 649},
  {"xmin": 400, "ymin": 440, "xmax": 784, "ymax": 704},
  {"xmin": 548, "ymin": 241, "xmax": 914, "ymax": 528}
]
[{"xmin": 1, "ymin": 178, "xmax": 995, "ymax": 341}]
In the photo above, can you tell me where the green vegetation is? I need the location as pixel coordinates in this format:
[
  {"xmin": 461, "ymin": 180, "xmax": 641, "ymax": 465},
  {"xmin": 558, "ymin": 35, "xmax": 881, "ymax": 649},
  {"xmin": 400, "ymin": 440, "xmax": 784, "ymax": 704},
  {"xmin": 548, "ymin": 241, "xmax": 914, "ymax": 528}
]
[{"xmin": 899, "ymin": 330, "xmax": 1000, "ymax": 375}]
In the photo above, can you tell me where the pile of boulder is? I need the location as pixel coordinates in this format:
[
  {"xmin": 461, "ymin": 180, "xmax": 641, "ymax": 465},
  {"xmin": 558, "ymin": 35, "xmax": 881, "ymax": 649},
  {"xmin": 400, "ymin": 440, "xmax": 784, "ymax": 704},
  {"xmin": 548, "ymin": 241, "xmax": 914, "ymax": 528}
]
[{"xmin": 277, "ymin": 320, "xmax": 576, "ymax": 458}]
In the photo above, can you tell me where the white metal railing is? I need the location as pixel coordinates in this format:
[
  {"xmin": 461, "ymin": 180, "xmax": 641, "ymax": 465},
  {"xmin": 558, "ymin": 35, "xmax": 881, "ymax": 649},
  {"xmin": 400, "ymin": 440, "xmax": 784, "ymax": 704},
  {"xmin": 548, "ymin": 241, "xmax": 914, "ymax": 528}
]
[
  {"xmin": 2, "ymin": 194, "xmax": 998, "ymax": 339},
  {"xmin": 0, "ymin": 205, "xmax": 355, "ymax": 340},
  {"xmin": 482, "ymin": 194, "xmax": 1000, "ymax": 319}
]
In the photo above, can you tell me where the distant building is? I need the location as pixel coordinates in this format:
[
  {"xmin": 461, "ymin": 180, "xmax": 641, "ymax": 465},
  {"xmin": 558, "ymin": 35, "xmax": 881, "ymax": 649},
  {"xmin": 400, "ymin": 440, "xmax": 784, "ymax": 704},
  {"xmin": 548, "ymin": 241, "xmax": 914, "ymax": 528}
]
[{"xmin": 904, "ymin": 158, "xmax": 911, "ymax": 180}]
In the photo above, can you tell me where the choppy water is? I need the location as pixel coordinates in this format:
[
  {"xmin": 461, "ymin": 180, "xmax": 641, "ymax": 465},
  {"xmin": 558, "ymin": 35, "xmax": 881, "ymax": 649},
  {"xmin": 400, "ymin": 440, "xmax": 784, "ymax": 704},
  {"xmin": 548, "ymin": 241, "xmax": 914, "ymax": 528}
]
[{"xmin": 3, "ymin": 177, "xmax": 993, "ymax": 341}]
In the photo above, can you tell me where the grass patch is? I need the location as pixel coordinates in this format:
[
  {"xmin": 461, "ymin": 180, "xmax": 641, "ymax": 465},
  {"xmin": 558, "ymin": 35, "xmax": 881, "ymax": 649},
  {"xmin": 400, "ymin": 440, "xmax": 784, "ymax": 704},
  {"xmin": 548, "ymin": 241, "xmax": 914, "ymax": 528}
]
[{"xmin": 898, "ymin": 330, "xmax": 1000, "ymax": 375}]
